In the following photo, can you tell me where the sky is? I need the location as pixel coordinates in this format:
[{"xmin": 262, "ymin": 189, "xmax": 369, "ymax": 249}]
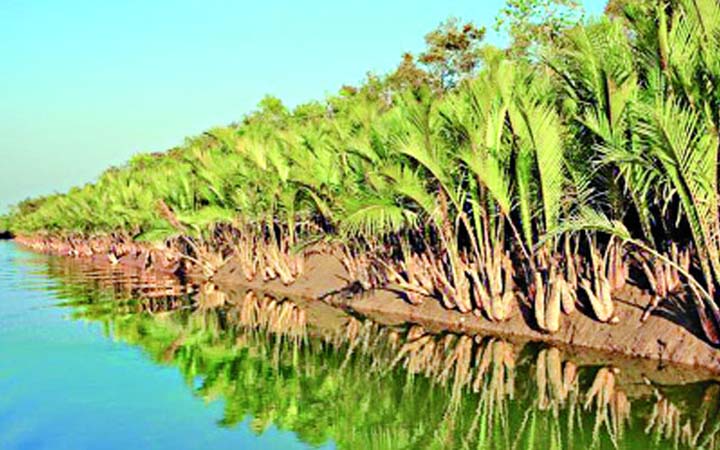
[{"xmin": 0, "ymin": 0, "xmax": 606, "ymax": 213}]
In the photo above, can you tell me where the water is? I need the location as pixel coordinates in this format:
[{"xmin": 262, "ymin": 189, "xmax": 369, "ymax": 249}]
[
  {"xmin": 1, "ymin": 241, "xmax": 719, "ymax": 450},
  {"xmin": 0, "ymin": 242, "xmax": 325, "ymax": 450}
]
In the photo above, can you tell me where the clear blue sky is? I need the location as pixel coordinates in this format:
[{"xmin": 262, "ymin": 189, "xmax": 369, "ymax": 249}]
[{"xmin": 0, "ymin": 0, "xmax": 606, "ymax": 212}]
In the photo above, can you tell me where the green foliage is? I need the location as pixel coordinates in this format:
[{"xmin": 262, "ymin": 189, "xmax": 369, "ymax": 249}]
[
  {"xmin": 9, "ymin": 0, "xmax": 720, "ymax": 299},
  {"xmin": 0, "ymin": 215, "xmax": 10, "ymax": 235},
  {"xmin": 495, "ymin": 0, "xmax": 584, "ymax": 57}
]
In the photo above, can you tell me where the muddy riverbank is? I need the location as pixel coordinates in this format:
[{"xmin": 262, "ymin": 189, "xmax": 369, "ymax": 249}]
[
  {"xmin": 209, "ymin": 251, "xmax": 720, "ymax": 374},
  {"xmin": 17, "ymin": 236, "xmax": 719, "ymax": 375}
]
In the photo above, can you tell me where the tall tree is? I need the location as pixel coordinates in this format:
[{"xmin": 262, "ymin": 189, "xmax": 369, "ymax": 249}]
[
  {"xmin": 418, "ymin": 18, "xmax": 486, "ymax": 90},
  {"xmin": 385, "ymin": 53, "xmax": 432, "ymax": 92},
  {"xmin": 495, "ymin": 0, "xmax": 584, "ymax": 57}
]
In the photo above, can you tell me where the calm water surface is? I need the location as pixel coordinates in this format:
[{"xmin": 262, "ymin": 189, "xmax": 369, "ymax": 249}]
[
  {"xmin": 1, "ymin": 240, "xmax": 719, "ymax": 450},
  {"xmin": 0, "ymin": 242, "xmax": 328, "ymax": 449}
]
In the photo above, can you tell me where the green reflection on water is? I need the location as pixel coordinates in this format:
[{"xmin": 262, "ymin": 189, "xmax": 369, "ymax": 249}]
[{"xmin": 37, "ymin": 254, "xmax": 720, "ymax": 450}]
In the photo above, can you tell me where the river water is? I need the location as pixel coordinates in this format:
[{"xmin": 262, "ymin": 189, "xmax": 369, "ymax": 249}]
[{"xmin": 1, "ymin": 240, "xmax": 719, "ymax": 450}]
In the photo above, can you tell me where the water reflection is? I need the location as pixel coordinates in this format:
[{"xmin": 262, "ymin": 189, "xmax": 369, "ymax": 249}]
[{"xmin": 32, "ymin": 255, "xmax": 720, "ymax": 449}]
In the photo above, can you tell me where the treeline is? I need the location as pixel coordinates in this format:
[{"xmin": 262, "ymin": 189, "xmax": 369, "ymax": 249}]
[{"xmin": 7, "ymin": 0, "xmax": 720, "ymax": 342}]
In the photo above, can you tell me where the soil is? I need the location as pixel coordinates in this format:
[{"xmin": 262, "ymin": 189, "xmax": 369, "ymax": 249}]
[
  {"xmin": 212, "ymin": 251, "xmax": 720, "ymax": 376},
  {"xmin": 214, "ymin": 284, "xmax": 719, "ymax": 395}
]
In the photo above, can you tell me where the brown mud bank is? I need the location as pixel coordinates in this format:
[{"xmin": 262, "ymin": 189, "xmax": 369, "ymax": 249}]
[
  {"xmin": 13, "ymin": 235, "xmax": 186, "ymax": 275},
  {"xmin": 212, "ymin": 251, "xmax": 720, "ymax": 375},
  {"xmin": 30, "ymin": 245, "xmax": 720, "ymax": 389},
  {"xmin": 14, "ymin": 235, "xmax": 720, "ymax": 375},
  {"xmin": 230, "ymin": 286, "xmax": 720, "ymax": 389}
]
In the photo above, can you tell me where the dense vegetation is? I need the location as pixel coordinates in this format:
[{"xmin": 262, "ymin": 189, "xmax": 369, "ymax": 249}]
[{"xmin": 7, "ymin": 0, "xmax": 720, "ymax": 342}]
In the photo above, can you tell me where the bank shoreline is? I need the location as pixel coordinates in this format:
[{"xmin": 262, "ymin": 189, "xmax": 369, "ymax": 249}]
[
  {"xmin": 210, "ymin": 250, "xmax": 720, "ymax": 374},
  {"xmin": 14, "ymin": 236, "xmax": 718, "ymax": 375}
]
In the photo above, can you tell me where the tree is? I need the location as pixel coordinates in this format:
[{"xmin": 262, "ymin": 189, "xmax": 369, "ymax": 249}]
[
  {"xmin": 495, "ymin": 0, "xmax": 584, "ymax": 57},
  {"xmin": 243, "ymin": 95, "xmax": 290, "ymax": 127},
  {"xmin": 418, "ymin": 18, "xmax": 486, "ymax": 90},
  {"xmin": 385, "ymin": 52, "xmax": 432, "ymax": 92},
  {"xmin": 604, "ymin": 0, "xmax": 654, "ymax": 19},
  {"xmin": 292, "ymin": 101, "xmax": 326, "ymax": 123}
]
